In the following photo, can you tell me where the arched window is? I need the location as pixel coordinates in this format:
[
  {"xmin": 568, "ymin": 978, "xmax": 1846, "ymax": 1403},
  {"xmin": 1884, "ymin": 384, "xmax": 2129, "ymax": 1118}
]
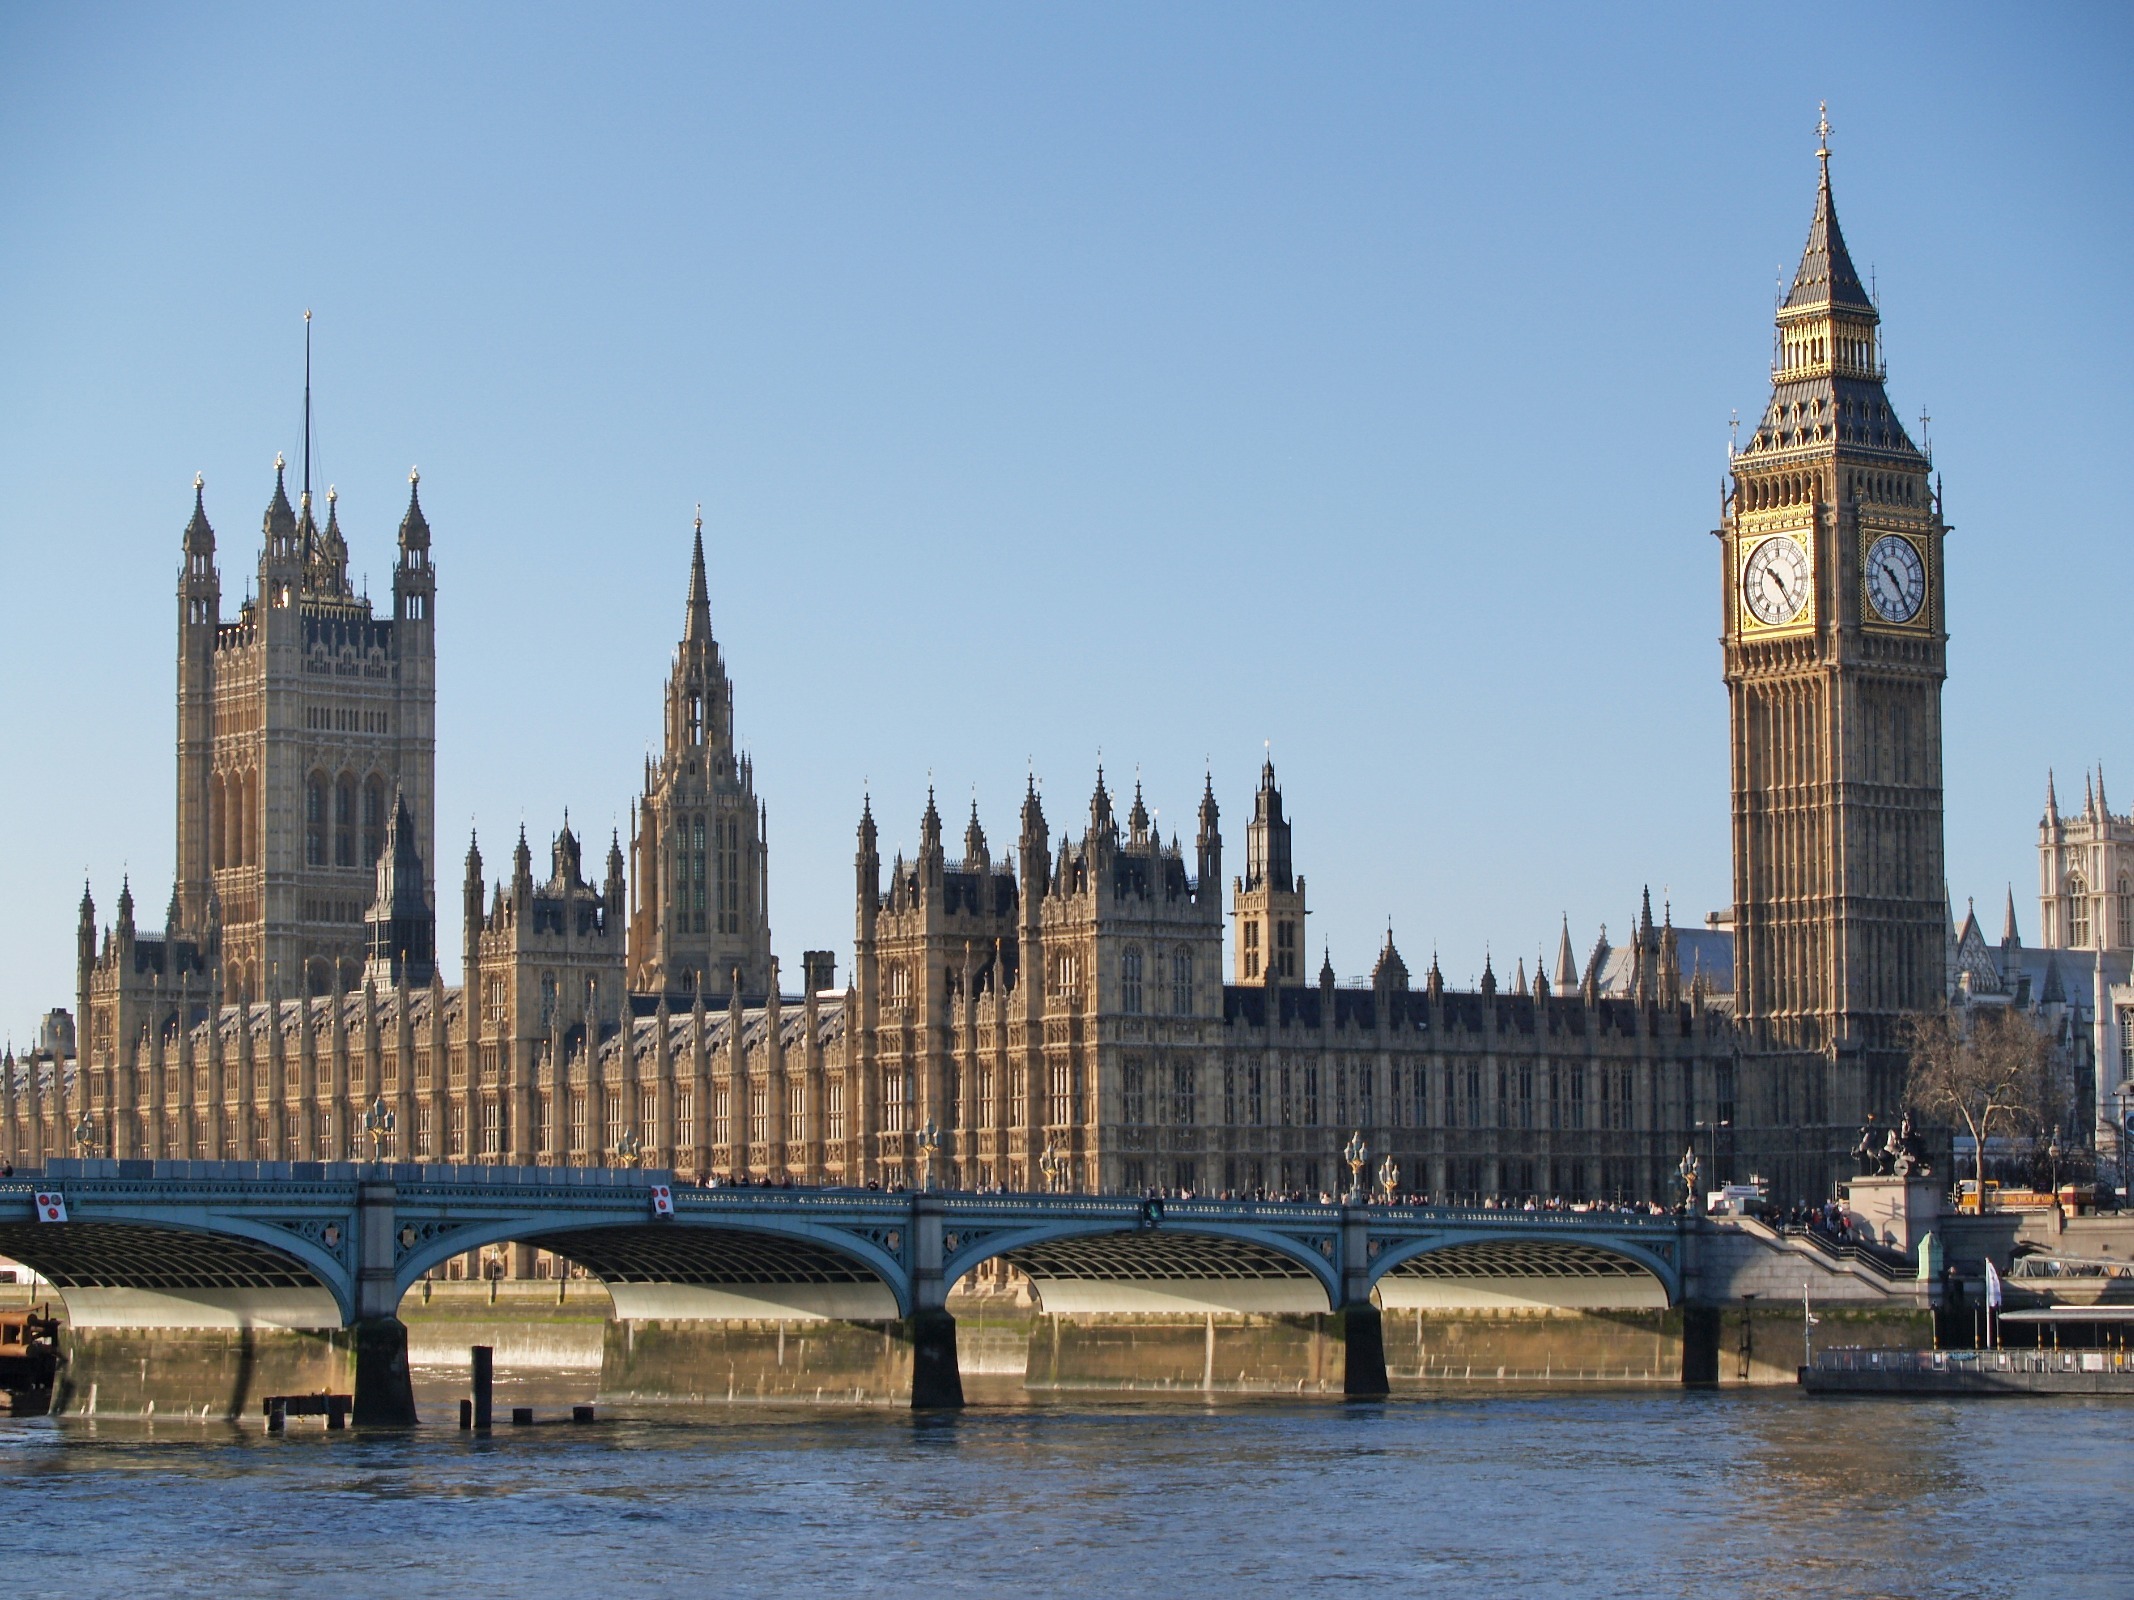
[
  {"xmin": 1121, "ymin": 946, "xmax": 1143, "ymax": 1014},
  {"xmin": 210, "ymin": 774, "xmax": 227, "ymax": 871},
  {"xmin": 886, "ymin": 962, "xmax": 910, "ymax": 1006},
  {"xmin": 305, "ymin": 774, "xmax": 328, "ymax": 867},
  {"xmin": 2118, "ymin": 876, "xmax": 2132, "ymax": 949},
  {"xmin": 2068, "ymin": 873, "xmax": 2090, "ymax": 948},
  {"xmin": 241, "ymin": 771, "xmax": 258, "ymax": 866},
  {"xmin": 335, "ymin": 774, "xmax": 356, "ymax": 867},
  {"xmin": 1171, "ymin": 949, "xmax": 1193, "ymax": 1015},
  {"xmin": 362, "ymin": 776, "xmax": 387, "ymax": 867}
]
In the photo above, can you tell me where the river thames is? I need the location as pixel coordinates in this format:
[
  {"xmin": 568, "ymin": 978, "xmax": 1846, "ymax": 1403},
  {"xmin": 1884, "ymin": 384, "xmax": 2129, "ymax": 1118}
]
[{"xmin": 1, "ymin": 1382, "xmax": 2124, "ymax": 1598}]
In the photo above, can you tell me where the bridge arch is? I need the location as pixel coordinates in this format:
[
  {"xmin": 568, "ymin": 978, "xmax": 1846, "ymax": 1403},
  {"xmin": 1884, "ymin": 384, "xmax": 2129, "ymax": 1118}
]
[
  {"xmin": 392, "ymin": 1211, "xmax": 912, "ymax": 1320},
  {"xmin": 943, "ymin": 1219, "xmax": 1342, "ymax": 1314},
  {"xmin": 0, "ymin": 1215, "xmax": 352, "ymax": 1328},
  {"xmin": 1366, "ymin": 1232, "xmax": 1678, "ymax": 1310}
]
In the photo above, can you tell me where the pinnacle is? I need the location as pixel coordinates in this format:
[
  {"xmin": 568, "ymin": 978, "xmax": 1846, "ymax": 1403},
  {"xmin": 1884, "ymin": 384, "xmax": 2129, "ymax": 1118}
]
[{"xmin": 684, "ymin": 516, "xmax": 712, "ymax": 642}]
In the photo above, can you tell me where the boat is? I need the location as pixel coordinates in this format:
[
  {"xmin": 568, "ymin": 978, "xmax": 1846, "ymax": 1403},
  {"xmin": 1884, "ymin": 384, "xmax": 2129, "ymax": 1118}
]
[
  {"xmin": 1801, "ymin": 1308, "xmax": 2134, "ymax": 1396},
  {"xmin": 0, "ymin": 1307, "xmax": 60, "ymax": 1415}
]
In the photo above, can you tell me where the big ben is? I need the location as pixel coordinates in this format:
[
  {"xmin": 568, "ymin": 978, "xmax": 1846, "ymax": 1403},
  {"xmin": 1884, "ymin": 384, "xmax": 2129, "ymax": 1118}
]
[{"xmin": 1722, "ymin": 112, "xmax": 1947, "ymax": 1135}]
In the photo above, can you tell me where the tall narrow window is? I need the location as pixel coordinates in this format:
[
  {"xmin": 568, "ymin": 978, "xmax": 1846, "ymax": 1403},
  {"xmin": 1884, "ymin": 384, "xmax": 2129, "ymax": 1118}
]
[
  {"xmin": 305, "ymin": 774, "xmax": 328, "ymax": 867},
  {"xmin": 335, "ymin": 774, "xmax": 356, "ymax": 867},
  {"xmin": 1171, "ymin": 1061, "xmax": 1194, "ymax": 1127},
  {"xmin": 362, "ymin": 776, "xmax": 386, "ymax": 867},
  {"xmin": 1122, "ymin": 1058, "xmax": 1145, "ymax": 1125},
  {"xmin": 1121, "ymin": 947, "xmax": 1143, "ymax": 1015},
  {"xmin": 2069, "ymin": 874, "xmax": 2091, "ymax": 948},
  {"xmin": 1171, "ymin": 950, "xmax": 1193, "ymax": 1015}
]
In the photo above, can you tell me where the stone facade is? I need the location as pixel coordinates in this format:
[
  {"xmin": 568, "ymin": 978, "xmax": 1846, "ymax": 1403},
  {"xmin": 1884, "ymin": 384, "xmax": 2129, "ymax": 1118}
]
[{"xmin": 12, "ymin": 135, "xmax": 1973, "ymax": 1212}]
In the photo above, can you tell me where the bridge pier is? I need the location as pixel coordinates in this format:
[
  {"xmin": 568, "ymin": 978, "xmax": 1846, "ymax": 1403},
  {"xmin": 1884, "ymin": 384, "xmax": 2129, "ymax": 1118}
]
[
  {"xmin": 908, "ymin": 1193, "xmax": 963, "ymax": 1409},
  {"xmin": 351, "ymin": 1180, "xmax": 417, "ymax": 1426},
  {"xmin": 1339, "ymin": 1207, "xmax": 1388, "ymax": 1397}
]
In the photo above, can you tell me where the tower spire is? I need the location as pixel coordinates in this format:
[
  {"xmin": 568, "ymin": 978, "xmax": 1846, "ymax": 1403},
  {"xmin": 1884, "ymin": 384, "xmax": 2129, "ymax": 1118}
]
[
  {"xmin": 685, "ymin": 506, "xmax": 711, "ymax": 642},
  {"xmin": 302, "ymin": 309, "xmax": 313, "ymax": 502}
]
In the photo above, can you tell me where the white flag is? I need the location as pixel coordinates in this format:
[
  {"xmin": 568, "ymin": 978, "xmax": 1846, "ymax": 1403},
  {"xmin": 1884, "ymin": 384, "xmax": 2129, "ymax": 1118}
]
[
  {"xmin": 649, "ymin": 1183, "xmax": 674, "ymax": 1218},
  {"xmin": 1984, "ymin": 1259, "xmax": 2003, "ymax": 1310},
  {"xmin": 33, "ymin": 1191, "xmax": 66, "ymax": 1223}
]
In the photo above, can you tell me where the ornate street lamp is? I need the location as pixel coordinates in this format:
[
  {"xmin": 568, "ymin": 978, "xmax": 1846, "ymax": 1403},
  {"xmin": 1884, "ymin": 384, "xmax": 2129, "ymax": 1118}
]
[
  {"xmin": 362, "ymin": 1096, "xmax": 396, "ymax": 1163},
  {"xmin": 1375, "ymin": 1153, "xmax": 1400, "ymax": 1206},
  {"xmin": 916, "ymin": 1118, "xmax": 941, "ymax": 1192},
  {"xmin": 1344, "ymin": 1131, "xmax": 1368, "ymax": 1203},
  {"xmin": 614, "ymin": 1129, "xmax": 643, "ymax": 1170},
  {"xmin": 1678, "ymin": 1146, "xmax": 1701, "ymax": 1212},
  {"xmin": 1038, "ymin": 1138, "xmax": 1064, "ymax": 1196},
  {"xmin": 71, "ymin": 1113, "xmax": 97, "ymax": 1157}
]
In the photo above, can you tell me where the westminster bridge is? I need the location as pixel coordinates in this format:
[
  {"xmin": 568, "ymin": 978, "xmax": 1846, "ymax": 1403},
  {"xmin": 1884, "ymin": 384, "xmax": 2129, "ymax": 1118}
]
[{"xmin": 0, "ymin": 1160, "xmax": 1922, "ymax": 1420}]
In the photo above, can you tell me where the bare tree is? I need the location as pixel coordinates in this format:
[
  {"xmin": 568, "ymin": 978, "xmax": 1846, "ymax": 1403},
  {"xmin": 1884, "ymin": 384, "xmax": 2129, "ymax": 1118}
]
[{"xmin": 1903, "ymin": 1008, "xmax": 2052, "ymax": 1201}]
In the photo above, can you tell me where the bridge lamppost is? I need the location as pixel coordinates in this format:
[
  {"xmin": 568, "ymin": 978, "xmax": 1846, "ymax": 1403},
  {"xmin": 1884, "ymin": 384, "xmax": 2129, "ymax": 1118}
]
[
  {"xmin": 916, "ymin": 1118, "xmax": 941, "ymax": 1193},
  {"xmin": 614, "ymin": 1129, "xmax": 643, "ymax": 1171},
  {"xmin": 362, "ymin": 1097, "xmax": 396, "ymax": 1164},
  {"xmin": 1344, "ymin": 1132, "xmax": 1368, "ymax": 1204},
  {"xmin": 1678, "ymin": 1145, "xmax": 1701, "ymax": 1214},
  {"xmin": 1038, "ymin": 1139, "xmax": 1064, "ymax": 1196},
  {"xmin": 71, "ymin": 1114, "xmax": 97, "ymax": 1158},
  {"xmin": 1376, "ymin": 1154, "xmax": 1400, "ymax": 1206}
]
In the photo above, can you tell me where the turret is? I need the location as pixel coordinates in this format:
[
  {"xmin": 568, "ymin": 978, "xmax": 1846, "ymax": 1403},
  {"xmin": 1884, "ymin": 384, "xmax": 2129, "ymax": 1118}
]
[
  {"xmin": 176, "ymin": 474, "xmax": 221, "ymax": 937},
  {"xmin": 856, "ymin": 796, "xmax": 881, "ymax": 943},
  {"xmin": 362, "ymin": 790, "xmax": 435, "ymax": 990},
  {"xmin": 394, "ymin": 468, "xmax": 434, "ymax": 626},
  {"xmin": 605, "ymin": 828, "xmax": 626, "ymax": 922},
  {"xmin": 1018, "ymin": 777, "xmax": 1048, "ymax": 916},
  {"xmin": 463, "ymin": 830, "xmax": 484, "ymax": 978},
  {"xmin": 1195, "ymin": 772, "xmax": 1221, "ymax": 900}
]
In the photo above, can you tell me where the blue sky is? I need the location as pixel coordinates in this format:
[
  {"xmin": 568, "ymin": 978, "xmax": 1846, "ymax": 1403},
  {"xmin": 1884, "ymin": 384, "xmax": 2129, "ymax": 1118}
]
[{"xmin": 2, "ymin": 5, "xmax": 2128, "ymax": 1031}]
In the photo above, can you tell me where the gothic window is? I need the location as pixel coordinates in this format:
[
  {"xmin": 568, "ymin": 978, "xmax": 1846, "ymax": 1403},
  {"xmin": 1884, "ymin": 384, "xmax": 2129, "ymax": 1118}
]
[
  {"xmin": 1412, "ymin": 1060, "xmax": 1428, "ymax": 1129},
  {"xmin": 539, "ymin": 974, "xmax": 558, "ymax": 1029},
  {"xmin": 1172, "ymin": 1061, "xmax": 1194, "ymax": 1128},
  {"xmin": 1276, "ymin": 919, "xmax": 1296, "ymax": 979},
  {"xmin": 362, "ymin": 776, "xmax": 386, "ymax": 867},
  {"xmin": 1223, "ymin": 1062, "xmax": 1237, "ymax": 1125},
  {"xmin": 1247, "ymin": 1061, "xmax": 1263, "ymax": 1124},
  {"xmin": 448, "ymin": 1101, "xmax": 466, "ymax": 1157},
  {"xmin": 886, "ymin": 962, "xmax": 910, "ymax": 1006},
  {"xmin": 1244, "ymin": 918, "xmax": 1260, "ymax": 979},
  {"xmin": 605, "ymin": 1093, "xmax": 623, "ymax": 1158},
  {"xmin": 1009, "ymin": 1065, "xmax": 1026, "ymax": 1129},
  {"xmin": 1567, "ymin": 1068, "xmax": 1586, "ymax": 1131},
  {"xmin": 714, "ymin": 1082, "xmax": 731, "ymax": 1145},
  {"xmin": 1123, "ymin": 1058, "xmax": 1145, "ymax": 1124},
  {"xmin": 749, "ymin": 1078, "xmax": 767, "ymax": 1143},
  {"xmin": 1048, "ymin": 1060, "xmax": 1071, "ymax": 1127},
  {"xmin": 482, "ymin": 1100, "xmax": 502, "ymax": 1157},
  {"xmin": 334, "ymin": 773, "xmax": 356, "ymax": 867},
  {"xmin": 718, "ymin": 816, "xmax": 740, "ymax": 935},
  {"xmin": 305, "ymin": 774, "xmax": 327, "ymax": 867},
  {"xmin": 209, "ymin": 774, "xmax": 226, "ymax": 871},
  {"xmin": 2118, "ymin": 878, "xmax": 2131, "ymax": 948},
  {"xmin": 1302, "ymin": 1062, "xmax": 1319, "ymax": 1126},
  {"xmin": 1464, "ymin": 1063, "xmax": 1482, "ymax": 1130},
  {"xmin": 1121, "ymin": 947, "xmax": 1143, "ymax": 1015},
  {"xmin": 787, "ymin": 1078, "xmax": 805, "ymax": 1133},
  {"xmin": 1356, "ymin": 1061, "xmax": 1373, "ymax": 1128},
  {"xmin": 1171, "ymin": 949, "xmax": 1193, "ymax": 1014},
  {"xmin": 678, "ymin": 1088, "xmax": 696, "ymax": 1150},
  {"xmin": 1517, "ymin": 1063, "xmax": 1534, "ymax": 1130},
  {"xmin": 2068, "ymin": 874, "xmax": 2091, "ymax": 947},
  {"xmin": 1050, "ymin": 952, "xmax": 1080, "ymax": 999}
]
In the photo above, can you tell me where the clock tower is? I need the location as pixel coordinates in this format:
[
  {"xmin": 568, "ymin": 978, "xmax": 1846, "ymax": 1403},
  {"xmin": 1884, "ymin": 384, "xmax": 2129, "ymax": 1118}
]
[{"xmin": 1721, "ymin": 114, "xmax": 1948, "ymax": 1130}]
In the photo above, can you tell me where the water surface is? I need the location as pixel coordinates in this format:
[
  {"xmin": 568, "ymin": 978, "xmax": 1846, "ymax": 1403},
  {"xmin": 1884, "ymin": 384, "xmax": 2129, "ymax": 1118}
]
[{"xmin": 2, "ymin": 1383, "xmax": 2123, "ymax": 1599}]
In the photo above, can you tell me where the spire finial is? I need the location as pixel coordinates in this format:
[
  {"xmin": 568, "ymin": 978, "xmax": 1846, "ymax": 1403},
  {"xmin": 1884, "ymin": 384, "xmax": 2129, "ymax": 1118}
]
[
  {"xmin": 1816, "ymin": 101, "xmax": 1831, "ymax": 168},
  {"xmin": 302, "ymin": 309, "xmax": 313, "ymax": 501},
  {"xmin": 695, "ymin": 502, "xmax": 703, "ymax": 535},
  {"xmin": 193, "ymin": 471, "xmax": 204, "ymax": 492}
]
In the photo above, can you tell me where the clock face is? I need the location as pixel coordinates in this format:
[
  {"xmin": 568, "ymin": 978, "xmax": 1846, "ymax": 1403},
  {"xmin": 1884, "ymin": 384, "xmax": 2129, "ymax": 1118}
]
[
  {"xmin": 1864, "ymin": 533, "xmax": 1926, "ymax": 623},
  {"xmin": 1742, "ymin": 534, "xmax": 1811, "ymax": 626}
]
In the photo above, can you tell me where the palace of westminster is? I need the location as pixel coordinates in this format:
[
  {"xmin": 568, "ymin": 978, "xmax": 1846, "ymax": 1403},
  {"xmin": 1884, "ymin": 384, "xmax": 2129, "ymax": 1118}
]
[{"xmin": 7, "ymin": 136, "xmax": 2126, "ymax": 1208}]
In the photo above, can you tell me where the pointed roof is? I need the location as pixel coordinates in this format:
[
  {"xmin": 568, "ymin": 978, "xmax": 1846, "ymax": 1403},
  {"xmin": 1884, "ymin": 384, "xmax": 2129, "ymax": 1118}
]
[
  {"xmin": 964, "ymin": 799, "xmax": 987, "ymax": 862},
  {"xmin": 398, "ymin": 468, "xmax": 430, "ymax": 547},
  {"xmin": 1784, "ymin": 127, "xmax": 1875, "ymax": 317},
  {"xmin": 2046, "ymin": 768, "xmax": 2061, "ymax": 823},
  {"xmin": 2003, "ymin": 885, "xmax": 2021, "ymax": 945},
  {"xmin": 264, "ymin": 454, "xmax": 296, "ymax": 538},
  {"xmin": 1554, "ymin": 916, "xmax": 1579, "ymax": 992},
  {"xmin": 184, "ymin": 473, "xmax": 215, "ymax": 555},
  {"xmin": 684, "ymin": 509, "xmax": 711, "ymax": 642}
]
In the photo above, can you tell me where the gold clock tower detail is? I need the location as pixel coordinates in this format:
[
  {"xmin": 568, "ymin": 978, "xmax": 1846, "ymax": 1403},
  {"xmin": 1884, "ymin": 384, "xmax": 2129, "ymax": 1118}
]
[{"xmin": 1721, "ymin": 112, "xmax": 1948, "ymax": 1130}]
